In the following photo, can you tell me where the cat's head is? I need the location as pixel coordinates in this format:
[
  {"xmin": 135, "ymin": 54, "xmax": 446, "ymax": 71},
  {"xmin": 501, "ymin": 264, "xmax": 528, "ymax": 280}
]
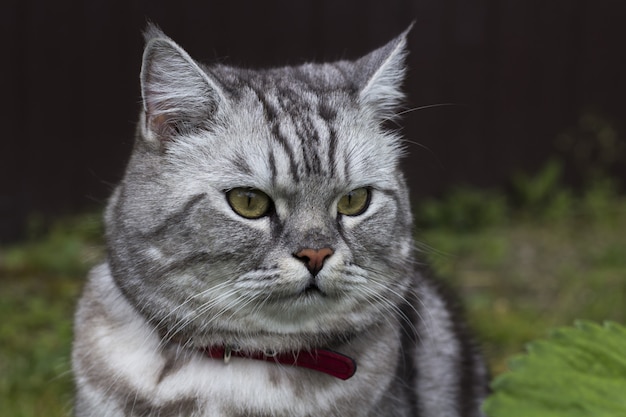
[{"xmin": 106, "ymin": 25, "xmax": 414, "ymax": 351}]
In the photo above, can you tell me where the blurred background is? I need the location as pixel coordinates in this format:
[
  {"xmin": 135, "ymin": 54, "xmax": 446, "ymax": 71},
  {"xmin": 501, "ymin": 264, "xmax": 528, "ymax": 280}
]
[
  {"xmin": 1, "ymin": 1, "xmax": 625, "ymax": 416},
  {"xmin": 2, "ymin": 0, "xmax": 625, "ymax": 242}
]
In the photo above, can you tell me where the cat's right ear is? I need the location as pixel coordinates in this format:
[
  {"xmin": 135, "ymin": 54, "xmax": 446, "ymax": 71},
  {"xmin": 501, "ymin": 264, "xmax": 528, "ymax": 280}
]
[{"xmin": 139, "ymin": 25, "xmax": 227, "ymax": 147}]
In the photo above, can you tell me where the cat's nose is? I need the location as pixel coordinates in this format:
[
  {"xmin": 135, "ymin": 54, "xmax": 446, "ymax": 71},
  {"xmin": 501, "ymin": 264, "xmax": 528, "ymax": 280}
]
[{"xmin": 294, "ymin": 248, "xmax": 334, "ymax": 276}]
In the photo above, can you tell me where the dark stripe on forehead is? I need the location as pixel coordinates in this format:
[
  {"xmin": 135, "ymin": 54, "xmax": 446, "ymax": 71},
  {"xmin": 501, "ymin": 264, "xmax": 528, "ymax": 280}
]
[
  {"xmin": 294, "ymin": 114, "xmax": 323, "ymax": 176},
  {"xmin": 266, "ymin": 80, "xmax": 327, "ymax": 180},
  {"xmin": 276, "ymin": 82, "xmax": 341, "ymax": 178},
  {"xmin": 268, "ymin": 150, "xmax": 277, "ymax": 185},
  {"xmin": 299, "ymin": 111, "xmax": 321, "ymax": 146},
  {"xmin": 272, "ymin": 122, "xmax": 301, "ymax": 183},
  {"xmin": 326, "ymin": 125, "xmax": 337, "ymax": 178},
  {"xmin": 318, "ymin": 100, "xmax": 338, "ymax": 122},
  {"xmin": 274, "ymin": 92, "xmax": 314, "ymax": 176},
  {"xmin": 234, "ymin": 68, "xmax": 354, "ymax": 183},
  {"xmin": 249, "ymin": 85, "xmax": 301, "ymax": 183},
  {"xmin": 319, "ymin": 100, "xmax": 338, "ymax": 178},
  {"xmin": 276, "ymin": 82, "xmax": 310, "ymax": 113},
  {"xmin": 231, "ymin": 153, "xmax": 252, "ymax": 176}
]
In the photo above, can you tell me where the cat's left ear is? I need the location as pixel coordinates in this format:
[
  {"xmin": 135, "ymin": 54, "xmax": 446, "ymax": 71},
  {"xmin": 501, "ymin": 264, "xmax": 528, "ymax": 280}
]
[
  {"xmin": 139, "ymin": 24, "xmax": 228, "ymax": 147},
  {"xmin": 356, "ymin": 24, "xmax": 412, "ymax": 120}
]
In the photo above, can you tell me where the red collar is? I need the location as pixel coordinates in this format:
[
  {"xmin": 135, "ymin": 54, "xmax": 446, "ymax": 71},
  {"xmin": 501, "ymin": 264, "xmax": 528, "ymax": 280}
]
[{"xmin": 203, "ymin": 346, "xmax": 357, "ymax": 380}]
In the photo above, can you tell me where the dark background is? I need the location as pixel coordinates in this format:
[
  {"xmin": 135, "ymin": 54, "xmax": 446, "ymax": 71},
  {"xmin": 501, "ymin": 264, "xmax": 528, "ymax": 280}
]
[{"xmin": 2, "ymin": 0, "xmax": 625, "ymax": 242}]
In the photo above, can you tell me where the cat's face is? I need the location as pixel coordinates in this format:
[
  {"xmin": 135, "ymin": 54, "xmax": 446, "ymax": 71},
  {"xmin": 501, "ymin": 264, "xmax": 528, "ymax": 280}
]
[{"xmin": 106, "ymin": 26, "xmax": 414, "ymax": 351}]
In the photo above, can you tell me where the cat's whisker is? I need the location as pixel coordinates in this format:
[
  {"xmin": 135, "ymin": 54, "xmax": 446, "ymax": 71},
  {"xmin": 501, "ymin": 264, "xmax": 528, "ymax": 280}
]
[
  {"xmin": 396, "ymin": 102, "xmax": 463, "ymax": 117},
  {"xmin": 172, "ymin": 287, "xmax": 241, "ymax": 333},
  {"xmin": 356, "ymin": 276, "xmax": 423, "ymax": 342},
  {"xmin": 360, "ymin": 264, "xmax": 441, "ymax": 341},
  {"xmin": 156, "ymin": 284, "xmax": 241, "ymax": 347}
]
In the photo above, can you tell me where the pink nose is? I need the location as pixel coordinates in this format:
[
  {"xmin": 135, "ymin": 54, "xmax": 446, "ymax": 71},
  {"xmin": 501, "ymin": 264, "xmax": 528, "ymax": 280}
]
[{"xmin": 294, "ymin": 248, "xmax": 334, "ymax": 276}]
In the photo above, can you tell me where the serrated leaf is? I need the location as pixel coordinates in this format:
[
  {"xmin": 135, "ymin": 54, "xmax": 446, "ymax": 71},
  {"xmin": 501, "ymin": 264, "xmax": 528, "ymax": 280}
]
[{"xmin": 483, "ymin": 321, "xmax": 626, "ymax": 417}]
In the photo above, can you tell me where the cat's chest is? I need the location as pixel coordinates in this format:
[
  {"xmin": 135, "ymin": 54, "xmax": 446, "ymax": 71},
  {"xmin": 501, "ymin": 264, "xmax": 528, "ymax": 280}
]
[
  {"xmin": 75, "ymin": 264, "xmax": 400, "ymax": 417},
  {"xmin": 106, "ymin": 322, "xmax": 373, "ymax": 416},
  {"xmin": 108, "ymin": 323, "xmax": 392, "ymax": 417},
  {"xmin": 96, "ymin": 319, "xmax": 378, "ymax": 417}
]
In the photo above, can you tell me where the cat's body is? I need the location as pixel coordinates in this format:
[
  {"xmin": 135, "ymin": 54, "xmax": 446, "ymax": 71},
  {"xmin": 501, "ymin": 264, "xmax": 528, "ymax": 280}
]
[{"xmin": 72, "ymin": 25, "xmax": 488, "ymax": 416}]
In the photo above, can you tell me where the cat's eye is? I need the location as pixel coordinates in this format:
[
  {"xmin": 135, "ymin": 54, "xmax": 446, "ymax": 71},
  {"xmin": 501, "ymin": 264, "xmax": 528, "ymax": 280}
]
[
  {"xmin": 226, "ymin": 188, "xmax": 272, "ymax": 219},
  {"xmin": 337, "ymin": 188, "xmax": 371, "ymax": 216}
]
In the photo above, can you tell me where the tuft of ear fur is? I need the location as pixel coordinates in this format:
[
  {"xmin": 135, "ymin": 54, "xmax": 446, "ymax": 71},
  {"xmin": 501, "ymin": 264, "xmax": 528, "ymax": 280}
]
[
  {"xmin": 140, "ymin": 24, "xmax": 227, "ymax": 146},
  {"xmin": 356, "ymin": 24, "xmax": 412, "ymax": 121}
]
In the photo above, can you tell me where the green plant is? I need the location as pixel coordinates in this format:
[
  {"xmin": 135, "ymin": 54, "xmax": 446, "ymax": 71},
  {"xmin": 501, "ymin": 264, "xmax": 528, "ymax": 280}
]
[
  {"xmin": 509, "ymin": 159, "xmax": 577, "ymax": 222},
  {"xmin": 484, "ymin": 321, "xmax": 626, "ymax": 417}
]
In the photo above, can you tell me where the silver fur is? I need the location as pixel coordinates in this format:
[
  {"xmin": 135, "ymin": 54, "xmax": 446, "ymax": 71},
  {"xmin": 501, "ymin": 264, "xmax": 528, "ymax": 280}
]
[{"xmin": 72, "ymin": 25, "xmax": 488, "ymax": 417}]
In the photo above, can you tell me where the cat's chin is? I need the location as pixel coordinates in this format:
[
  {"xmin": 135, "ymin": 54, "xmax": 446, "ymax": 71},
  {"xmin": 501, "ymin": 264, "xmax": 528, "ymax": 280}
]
[
  {"xmin": 297, "ymin": 286, "xmax": 327, "ymax": 301},
  {"xmin": 170, "ymin": 326, "xmax": 362, "ymax": 354},
  {"xmin": 162, "ymin": 306, "xmax": 378, "ymax": 354},
  {"xmin": 266, "ymin": 284, "xmax": 329, "ymax": 303}
]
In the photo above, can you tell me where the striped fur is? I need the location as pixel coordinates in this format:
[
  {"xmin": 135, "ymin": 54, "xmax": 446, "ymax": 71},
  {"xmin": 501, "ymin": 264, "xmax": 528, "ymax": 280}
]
[{"xmin": 72, "ymin": 25, "xmax": 488, "ymax": 416}]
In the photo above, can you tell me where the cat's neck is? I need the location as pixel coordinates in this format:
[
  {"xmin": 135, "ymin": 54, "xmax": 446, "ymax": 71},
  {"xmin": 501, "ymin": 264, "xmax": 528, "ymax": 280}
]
[{"xmin": 202, "ymin": 345, "xmax": 357, "ymax": 380}]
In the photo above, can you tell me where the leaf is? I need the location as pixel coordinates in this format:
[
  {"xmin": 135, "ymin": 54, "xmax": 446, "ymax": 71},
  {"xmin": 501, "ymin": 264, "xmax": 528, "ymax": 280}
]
[{"xmin": 483, "ymin": 321, "xmax": 626, "ymax": 417}]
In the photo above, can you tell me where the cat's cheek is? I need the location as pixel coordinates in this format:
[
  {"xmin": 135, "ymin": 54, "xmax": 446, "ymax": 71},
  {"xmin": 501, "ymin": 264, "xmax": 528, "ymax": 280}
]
[
  {"xmin": 142, "ymin": 245, "xmax": 169, "ymax": 263},
  {"xmin": 397, "ymin": 236, "xmax": 413, "ymax": 259}
]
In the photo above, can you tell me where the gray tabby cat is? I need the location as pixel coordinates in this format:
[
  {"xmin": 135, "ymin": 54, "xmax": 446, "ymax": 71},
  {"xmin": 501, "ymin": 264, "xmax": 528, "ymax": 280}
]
[{"xmin": 72, "ymin": 24, "xmax": 488, "ymax": 417}]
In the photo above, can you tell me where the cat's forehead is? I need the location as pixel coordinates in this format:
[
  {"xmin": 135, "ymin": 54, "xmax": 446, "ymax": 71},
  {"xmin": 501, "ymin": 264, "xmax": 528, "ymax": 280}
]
[
  {"xmin": 207, "ymin": 115, "xmax": 401, "ymax": 197},
  {"xmin": 204, "ymin": 80, "xmax": 398, "ymax": 189},
  {"xmin": 166, "ymin": 63, "xmax": 404, "ymax": 194},
  {"xmin": 214, "ymin": 64, "xmax": 360, "ymax": 129}
]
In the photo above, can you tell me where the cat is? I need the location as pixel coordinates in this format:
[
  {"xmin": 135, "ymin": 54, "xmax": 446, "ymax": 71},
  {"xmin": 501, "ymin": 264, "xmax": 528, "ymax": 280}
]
[{"xmin": 72, "ymin": 24, "xmax": 489, "ymax": 417}]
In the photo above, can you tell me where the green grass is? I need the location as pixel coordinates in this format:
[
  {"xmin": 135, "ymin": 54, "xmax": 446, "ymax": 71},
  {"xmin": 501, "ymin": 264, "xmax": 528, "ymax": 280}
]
[
  {"xmin": 420, "ymin": 215, "xmax": 626, "ymax": 374},
  {"xmin": 416, "ymin": 168, "xmax": 626, "ymax": 373},
  {"xmin": 1, "ymin": 171, "xmax": 625, "ymax": 416},
  {"xmin": 0, "ymin": 213, "xmax": 103, "ymax": 417}
]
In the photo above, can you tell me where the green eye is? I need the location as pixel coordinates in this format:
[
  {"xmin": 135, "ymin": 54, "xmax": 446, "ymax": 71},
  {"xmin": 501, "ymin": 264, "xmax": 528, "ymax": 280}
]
[
  {"xmin": 337, "ymin": 188, "xmax": 371, "ymax": 216},
  {"xmin": 226, "ymin": 188, "xmax": 272, "ymax": 219}
]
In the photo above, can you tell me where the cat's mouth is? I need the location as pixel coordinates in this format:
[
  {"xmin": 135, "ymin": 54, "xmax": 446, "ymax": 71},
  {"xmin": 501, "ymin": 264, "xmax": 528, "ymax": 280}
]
[
  {"xmin": 301, "ymin": 281, "xmax": 325, "ymax": 296},
  {"xmin": 268, "ymin": 283, "xmax": 331, "ymax": 306}
]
